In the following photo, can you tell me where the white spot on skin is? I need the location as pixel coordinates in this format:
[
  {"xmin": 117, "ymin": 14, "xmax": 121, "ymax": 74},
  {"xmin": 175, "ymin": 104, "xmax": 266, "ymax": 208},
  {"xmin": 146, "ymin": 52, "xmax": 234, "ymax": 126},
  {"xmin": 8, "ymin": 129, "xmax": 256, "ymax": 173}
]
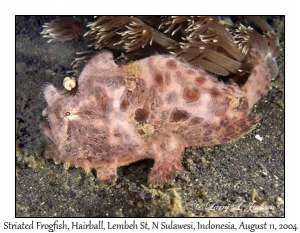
[
  {"xmin": 111, "ymin": 86, "xmax": 126, "ymax": 110},
  {"xmin": 66, "ymin": 113, "xmax": 80, "ymax": 121},
  {"xmin": 106, "ymin": 86, "xmax": 142, "ymax": 146}
]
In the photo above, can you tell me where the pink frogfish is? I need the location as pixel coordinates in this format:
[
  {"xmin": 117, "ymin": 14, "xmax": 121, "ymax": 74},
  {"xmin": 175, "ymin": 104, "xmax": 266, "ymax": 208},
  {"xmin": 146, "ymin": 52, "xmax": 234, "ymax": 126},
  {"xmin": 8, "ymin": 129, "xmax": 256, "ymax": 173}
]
[{"xmin": 40, "ymin": 39, "xmax": 280, "ymax": 185}]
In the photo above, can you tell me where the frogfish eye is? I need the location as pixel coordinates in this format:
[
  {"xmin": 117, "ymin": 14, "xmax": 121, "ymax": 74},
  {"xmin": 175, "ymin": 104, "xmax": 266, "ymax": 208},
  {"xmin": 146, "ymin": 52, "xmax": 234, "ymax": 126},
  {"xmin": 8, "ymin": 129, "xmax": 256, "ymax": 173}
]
[{"xmin": 65, "ymin": 112, "xmax": 71, "ymax": 116}]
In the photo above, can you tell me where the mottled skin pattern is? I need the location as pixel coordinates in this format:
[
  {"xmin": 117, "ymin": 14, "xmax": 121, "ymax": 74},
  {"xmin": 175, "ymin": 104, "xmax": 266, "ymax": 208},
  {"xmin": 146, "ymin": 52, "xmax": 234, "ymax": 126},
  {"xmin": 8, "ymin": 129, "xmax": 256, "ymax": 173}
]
[{"xmin": 41, "ymin": 50, "xmax": 273, "ymax": 184}]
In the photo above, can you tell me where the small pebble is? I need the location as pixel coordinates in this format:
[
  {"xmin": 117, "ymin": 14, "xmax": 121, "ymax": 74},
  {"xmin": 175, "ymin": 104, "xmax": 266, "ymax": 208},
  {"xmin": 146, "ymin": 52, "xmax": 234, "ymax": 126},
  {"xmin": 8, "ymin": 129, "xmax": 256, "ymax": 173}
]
[
  {"xmin": 276, "ymin": 197, "xmax": 284, "ymax": 205},
  {"xmin": 255, "ymin": 134, "xmax": 263, "ymax": 141},
  {"xmin": 261, "ymin": 171, "xmax": 268, "ymax": 177}
]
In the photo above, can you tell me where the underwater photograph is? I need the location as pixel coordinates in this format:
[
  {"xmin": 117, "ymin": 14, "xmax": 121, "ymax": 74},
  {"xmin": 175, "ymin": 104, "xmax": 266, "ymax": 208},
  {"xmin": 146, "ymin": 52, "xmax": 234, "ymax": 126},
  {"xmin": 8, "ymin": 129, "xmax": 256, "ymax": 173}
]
[{"xmin": 15, "ymin": 16, "xmax": 284, "ymax": 217}]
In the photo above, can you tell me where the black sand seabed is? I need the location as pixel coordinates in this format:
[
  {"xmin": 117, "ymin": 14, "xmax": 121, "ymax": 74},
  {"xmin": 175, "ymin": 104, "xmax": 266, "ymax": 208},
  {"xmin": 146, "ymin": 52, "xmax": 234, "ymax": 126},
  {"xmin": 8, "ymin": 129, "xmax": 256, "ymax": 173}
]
[{"xmin": 16, "ymin": 16, "xmax": 284, "ymax": 217}]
